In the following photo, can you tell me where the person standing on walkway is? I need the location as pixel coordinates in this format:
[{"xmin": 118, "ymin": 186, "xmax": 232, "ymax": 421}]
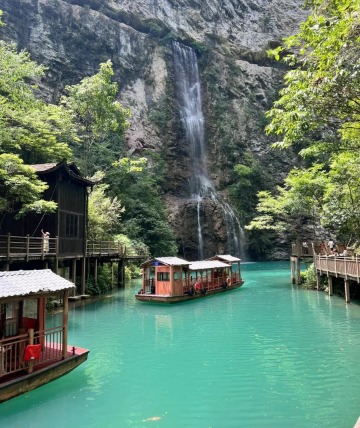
[{"xmin": 41, "ymin": 229, "xmax": 50, "ymax": 253}]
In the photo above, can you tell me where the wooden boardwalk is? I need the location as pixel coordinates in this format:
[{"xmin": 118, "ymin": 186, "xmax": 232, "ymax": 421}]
[
  {"xmin": 0, "ymin": 234, "xmax": 148, "ymax": 262},
  {"xmin": 291, "ymin": 241, "xmax": 360, "ymax": 304}
]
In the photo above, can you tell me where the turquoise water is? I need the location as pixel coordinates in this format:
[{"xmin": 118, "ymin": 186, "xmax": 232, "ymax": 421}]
[{"xmin": 1, "ymin": 261, "xmax": 360, "ymax": 427}]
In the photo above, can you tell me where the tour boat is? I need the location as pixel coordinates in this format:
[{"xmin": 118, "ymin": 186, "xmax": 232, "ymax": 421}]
[
  {"xmin": 136, "ymin": 254, "xmax": 244, "ymax": 303},
  {"xmin": 0, "ymin": 269, "xmax": 89, "ymax": 403}
]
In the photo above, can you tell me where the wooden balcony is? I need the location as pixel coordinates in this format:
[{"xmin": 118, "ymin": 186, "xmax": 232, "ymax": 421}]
[
  {"xmin": 0, "ymin": 234, "xmax": 149, "ymax": 263},
  {"xmin": 0, "ymin": 234, "xmax": 58, "ymax": 261}
]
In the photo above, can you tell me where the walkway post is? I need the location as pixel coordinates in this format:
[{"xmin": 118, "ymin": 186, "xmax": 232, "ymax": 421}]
[
  {"xmin": 62, "ymin": 289, "xmax": 69, "ymax": 359},
  {"xmin": 344, "ymin": 279, "xmax": 350, "ymax": 304},
  {"xmin": 71, "ymin": 259, "xmax": 76, "ymax": 285},
  {"xmin": 296, "ymin": 257, "xmax": 301, "ymax": 285},
  {"xmin": 117, "ymin": 259, "xmax": 124, "ymax": 287},
  {"xmin": 316, "ymin": 272, "xmax": 321, "ymax": 290},
  {"xmin": 328, "ymin": 276, "xmax": 333, "ymax": 296},
  {"xmin": 81, "ymin": 257, "xmax": 86, "ymax": 295},
  {"xmin": 94, "ymin": 259, "xmax": 98, "ymax": 286}
]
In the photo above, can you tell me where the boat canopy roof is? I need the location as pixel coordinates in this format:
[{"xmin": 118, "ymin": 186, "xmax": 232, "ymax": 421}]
[
  {"xmin": 210, "ymin": 254, "xmax": 241, "ymax": 263},
  {"xmin": 189, "ymin": 260, "xmax": 230, "ymax": 271},
  {"xmin": 143, "ymin": 257, "xmax": 192, "ymax": 267},
  {"xmin": 0, "ymin": 269, "xmax": 75, "ymax": 299}
]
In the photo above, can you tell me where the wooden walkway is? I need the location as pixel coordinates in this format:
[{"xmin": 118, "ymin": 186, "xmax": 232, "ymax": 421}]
[
  {"xmin": 291, "ymin": 241, "xmax": 360, "ymax": 304},
  {"xmin": 0, "ymin": 234, "xmax": 148, "ymax": 262}
]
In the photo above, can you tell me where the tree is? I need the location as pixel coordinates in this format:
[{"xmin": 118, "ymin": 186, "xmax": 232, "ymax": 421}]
[
  {"xmin": 0, "ymin": 14, "xmax": 74, "ymax": 221},
  {"xmin": 61, "ymin": 60, "xmax": 131, "ymax": 177},
  {"xmin": 0, "ymin": 41, "xmax": 73, "ymax": 164},
  {"xmin": 321, "ymin": 152, "xmax": 360, "ymax": 240},
  {"xmin": 0, "ymin": 154, "xmax": 56, "ymax": 224},
  {"xmin": 266, "ymin": 0, "xmax": 360, "ymax": 155},
  {"xmin": 107, "ymin": 156, "xmax": 178, "ymax": 256},
  {"xmin": 247, "ymin": 0, "xmax": 360, "ymax": 245},
  {"xmin": 87, "ymin": 171, "xmax": 124, "ymax": 240},
  {"xmin": 246, "ymin": 165, "xmax": 329, "ymax": 239}
]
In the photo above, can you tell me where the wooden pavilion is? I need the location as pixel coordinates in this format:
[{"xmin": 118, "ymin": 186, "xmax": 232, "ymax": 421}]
[{"xmin": 0, "ymin": 269, "xmax": 89, "ymax": 402}]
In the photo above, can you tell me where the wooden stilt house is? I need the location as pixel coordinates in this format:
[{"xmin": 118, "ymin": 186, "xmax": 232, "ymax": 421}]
[{"xmin": 0, "ymin": 160, "xmax": 93, "ymax": 291}]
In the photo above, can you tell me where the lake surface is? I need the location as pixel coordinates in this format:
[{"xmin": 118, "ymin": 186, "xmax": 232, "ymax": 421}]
[{"xmin": 1, "ymin": 261, "xmax": 360, "ymax": 428}]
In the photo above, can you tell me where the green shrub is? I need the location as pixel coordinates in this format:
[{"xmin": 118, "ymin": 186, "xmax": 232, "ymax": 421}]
[
  {"xmin": 86, "ymin": 264, "xmax": 118, "ymax": 295},
  {"xmin": 300, "ymin": 263, "xmax": 317, "ymax": 288}
]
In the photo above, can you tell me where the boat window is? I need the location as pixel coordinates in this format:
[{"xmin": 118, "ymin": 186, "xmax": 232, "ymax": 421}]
[
  {"xmin": 157, "ymin": 272, "xmax": 170, "ymax": 281},
  {"xmin": 23, "ymin": 299, "xmax": 38, "ymax": 319},
  {"xmin": 173, "ymin": 272, "xmax": 181, "ymax": 280},
  {"xmin": 5, "ymin": 302, "xmax": 19, "ymax": 337}
]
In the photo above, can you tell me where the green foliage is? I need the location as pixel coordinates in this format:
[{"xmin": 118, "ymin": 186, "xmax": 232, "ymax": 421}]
[
  {"xmin": 107, "ymin": 155, "xmax": 178, "ymax": 256},
  {"xmin": 61, "ymin": 60, "xmax": 131, "ymax": 176},
  {"xmin": 0, "ymin": 154, "xmax": 56, "ymax": 217},
  {"xmin": 266, "ymin": 0, "xmax": 360, "ymax": 153},
  {"xmin": 230, "ymin": 153, "xmax": 273, "ymax": 225},
  {"xmin": 87, "ymin": 171, "xmax": 124, "ymax": 240},
  {"xmin": 246, "ymin": 165, "xmax": 329, "ymax": 238},
  {"xmin": 300, "ymin": 263, "xmax": 317, "ymax": 288},
  {"xmin": 113, "ymin": 233, "xmax": 147, "ymax": 257},
  {"xmin": 86, "ymin": 264, "xmax": 117, "ymax": 295},
  {"xmin": 148, "ymin": 93, "xmax": 173, "ymax": 130},
  {"xmin": 0, "ymin": 42, "xmax": 74, "ymax": 163},
  {"xmin": 248, "ymin": 0, "xmax": 360, "ymax": 245},
  {"xmin": 321, "ymin": 152, "xmax": 360, "ymax": 239},
  {"xmin": 0, "ymin": 32, "xmax": 74, "ymax": 219},
  {"xmin": 190, "ymin": 40, "xmax": 210, "ymax": 56}
]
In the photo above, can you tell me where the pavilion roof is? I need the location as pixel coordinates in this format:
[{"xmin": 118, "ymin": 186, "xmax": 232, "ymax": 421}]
[
  {"xmin": 210, "ymin": 254, "xmax": 241, "ymax": 263},
  {"xmin": 0, "ymin": 269, "xmax": 75, "ymax": 299},
  {"xmin": 153, "ymin": 257, "xmax": 191, "ymax": 266},
  {"xmin": 189, "ymin": 260, "xmax": 230, "ymax": 271}
]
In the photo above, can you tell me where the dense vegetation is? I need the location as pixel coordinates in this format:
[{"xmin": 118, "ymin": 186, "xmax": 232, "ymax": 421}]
[
  {"xmin": 0, "ymin": 11, "xmax": 177, "ymax": 268},
  {"xmin": 247, "ymin": 0, "xmax": 360, "ymax": 249}
]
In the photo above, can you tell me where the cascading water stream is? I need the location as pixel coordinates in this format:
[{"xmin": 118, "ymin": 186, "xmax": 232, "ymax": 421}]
[{"xmin": 172, "ymin": 41, "xmax": 244, "ymax": 259}]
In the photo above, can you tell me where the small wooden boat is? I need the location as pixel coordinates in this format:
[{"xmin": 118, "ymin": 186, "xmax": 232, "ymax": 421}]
[
  {"xmin": 0, "ymin": 269, "xmax": 89, "ymax": 403},
  {"xmin": 136, "ymin": 254, "xmax": 244, "ymax": 303}
]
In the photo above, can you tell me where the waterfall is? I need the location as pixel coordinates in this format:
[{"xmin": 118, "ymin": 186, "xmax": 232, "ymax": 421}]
[{"xmin": 172, "ymin": 41, "xmax": 244, "ymax": 259}]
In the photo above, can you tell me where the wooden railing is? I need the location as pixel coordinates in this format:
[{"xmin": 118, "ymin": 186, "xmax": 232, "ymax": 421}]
[
  {"xmin": 86, "ymin": 240, "xmax": 149, "ymax": 258},
  {"xmin": 292, "ymin": 241, "xmax": 347, "ymax": 257},
  {"xmin": 0, "ymin": 235, "xmax": 148, "ymax": 261},
  {"xmin": 0, "ymin": 326, "xmax": 64, "ymax": 378},
  {"xmin": 0, "ymin": 234, "xmax": 58, "ymax": 259},
  {"xmin": 314, "ymin": 255, "xmax": 360, "ymax": 282}
]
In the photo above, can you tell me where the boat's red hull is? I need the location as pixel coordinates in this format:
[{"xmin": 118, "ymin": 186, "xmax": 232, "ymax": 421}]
[{"xmin": 135, "ymin": 280, "xmax": 244, "ymax": 303}]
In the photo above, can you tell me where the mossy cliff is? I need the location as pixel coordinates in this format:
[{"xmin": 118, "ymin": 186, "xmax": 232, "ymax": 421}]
[{"xmin": 0, "ymin": 0, "xmax": 307, "ymax": 259}]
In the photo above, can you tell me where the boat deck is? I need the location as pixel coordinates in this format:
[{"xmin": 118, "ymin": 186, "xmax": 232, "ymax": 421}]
[{"xmin": 0, "ymin": 344, "xmax": 88, "ymax": 385}]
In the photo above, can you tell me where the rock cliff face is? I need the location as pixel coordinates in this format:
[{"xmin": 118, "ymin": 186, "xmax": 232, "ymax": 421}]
[{"xmin": 0, "ymin": 0, "xmax": 307, "ymax": 259}]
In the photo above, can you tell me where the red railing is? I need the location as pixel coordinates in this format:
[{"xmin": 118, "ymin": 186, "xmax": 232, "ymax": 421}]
[
  {"xmin": 0, "ymin": 326, "xmax": 64, "ymax": 378},
  {"xmin": 183, "ymin": 271, "xmax": 242, "ymax": 293}
]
